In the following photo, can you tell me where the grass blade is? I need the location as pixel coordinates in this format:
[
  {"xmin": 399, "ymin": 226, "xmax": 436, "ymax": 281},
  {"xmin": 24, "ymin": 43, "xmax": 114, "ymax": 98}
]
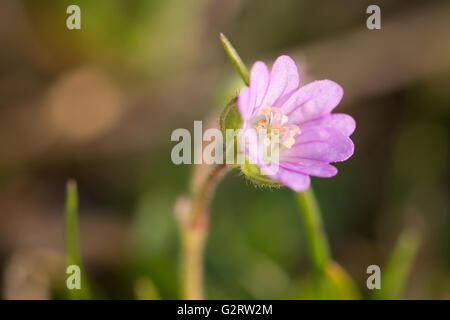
[
  {"xmin": 65, "ymin": 179, "xmax": 91, "ymax": 299},
  {"xmin": 372, "ymin": 229, "xmax": 420, "ymax": 299}
]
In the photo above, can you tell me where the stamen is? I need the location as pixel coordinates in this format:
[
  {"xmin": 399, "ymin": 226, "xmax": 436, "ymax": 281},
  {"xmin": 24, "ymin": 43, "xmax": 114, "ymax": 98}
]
[
  {"xmin": 282, "ymin": 137, "xmax": 295, "ymax": 149},
  {"xmin": 261, "ymin": 106, "xmax": 271, "ymax": 116},
  {"xmin": 288, "ymin": 125, "xmax": 300, "ymax": 137},
  {"xmin": 254, "ymin": 106, "xmax": 301, "ymax": 150}
]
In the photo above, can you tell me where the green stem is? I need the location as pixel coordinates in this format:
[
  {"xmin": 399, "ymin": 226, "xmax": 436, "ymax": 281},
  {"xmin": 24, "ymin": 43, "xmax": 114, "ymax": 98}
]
[
  {"xmin": 296, "ymin": 187, "xmax": 331, "ymax": 298},
  {"xmin": 178, "ymin": 164, "xmax": 228, "ymax": 299},
  {"xmin": 220, "ymin": 33, "xmax": 249, "ymax": 85}
]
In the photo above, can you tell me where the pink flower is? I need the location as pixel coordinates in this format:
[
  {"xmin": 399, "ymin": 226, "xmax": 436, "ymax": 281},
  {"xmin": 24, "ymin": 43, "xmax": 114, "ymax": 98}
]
[{"xmin": 238, "ymin": 55, "xmax": 355, "ymax": 192}]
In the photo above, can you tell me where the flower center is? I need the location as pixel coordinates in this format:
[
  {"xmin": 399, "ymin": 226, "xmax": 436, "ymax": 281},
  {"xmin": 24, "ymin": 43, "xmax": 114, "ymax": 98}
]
[{"xmin": 254, "ymin": 106, "xmax": 301, "ymax": 149}]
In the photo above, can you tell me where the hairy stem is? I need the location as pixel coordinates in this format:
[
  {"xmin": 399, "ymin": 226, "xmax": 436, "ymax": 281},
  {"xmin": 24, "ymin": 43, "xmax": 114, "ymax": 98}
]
[{"xmin": 178, "ymin": 164, "xmax": 228, "ymax": 299}]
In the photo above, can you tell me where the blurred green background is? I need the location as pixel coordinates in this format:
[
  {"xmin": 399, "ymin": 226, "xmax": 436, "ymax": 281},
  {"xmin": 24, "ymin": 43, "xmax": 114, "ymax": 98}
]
[{"xmin": 0, "ymin": 0, "xmax": 448, "ymax": 299}]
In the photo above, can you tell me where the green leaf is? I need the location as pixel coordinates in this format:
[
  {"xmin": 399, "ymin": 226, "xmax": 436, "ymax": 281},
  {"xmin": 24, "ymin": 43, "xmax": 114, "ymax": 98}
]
[
  {"xmin": 295, "ymin": 262, "xmax": 360, "ymax": 300},
  {"xmin": 372, "ymin": 229, "xmax": 420, "ymax": 300},
  {"xmin": 134, "ymin": 276, "xmax": 161, "ymax": 300},
  {"xmin": 323, "ymin": 261, "xmax": 360, "ymax": 299}
]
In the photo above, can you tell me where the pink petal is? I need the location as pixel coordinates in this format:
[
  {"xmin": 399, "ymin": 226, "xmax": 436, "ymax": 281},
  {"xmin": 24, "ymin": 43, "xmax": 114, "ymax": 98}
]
[
  {"xmin": 266, "ymin": 166, "xmax": 311, "ymax": 192},
  {"xmin": 281, "ymin": 126, "xmax": 354, "ymax": 163},
  {"xmin": 291, "ymin": 126, "xmax": 332, "ymax": 144},
  {"xmin": 280, "ymin": 160, "xmax": 338, "ymax": 178},
  {"xmin": 301, "ymin": 113, "xmax": 356, "ymax": 136},
  {"xmin": 241, "ymin": 127, "xmax": 259, "ymax": 164},
  {"xmin": 238, "ymin": 61, "xmax": 269, "ymax": 121},
  {"xmin": 282, "ymin": 80, "xmax": 343, "ymax": 124},
  {"xmin": 249, "ymin": 61, "xmax": 269, "ymax": 110},
  {"xmin": 237, "ymin": 86, "xmax": 252, "ymax": 121},
  {"xmin": 260, "ymin": 55, "xmax": 299, "ymax": 109}
]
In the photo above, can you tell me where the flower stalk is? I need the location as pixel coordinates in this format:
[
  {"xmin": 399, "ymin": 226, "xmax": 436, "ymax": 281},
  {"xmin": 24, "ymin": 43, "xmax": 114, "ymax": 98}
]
[
  {"xmin": 296, "ymin": 187, "xmax": 331, "ymax": 298},
  {"xmin": 177, "ymin": 164, "xmax": 228, "ymax": 299},
  {"xmin": 180, "ymin": 223, "xmax": 207, "ymax": 300},
  {"xmin": 179, "ymin": 34, "xmax": 344, "ymax": 300}
]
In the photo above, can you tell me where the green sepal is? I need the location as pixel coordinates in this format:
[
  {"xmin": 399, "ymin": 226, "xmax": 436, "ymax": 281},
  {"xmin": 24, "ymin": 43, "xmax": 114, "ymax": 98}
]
[
  {"xmin": 241, "ymin": 162, "xmax": 282, "ymax": 187},
  {"xmin": 219, "ymin": 97, "xmax": 241, "ymax": 133},
  {"xmin": 220, "ymin": 98, "xmax": 241, "ymax": 168}
]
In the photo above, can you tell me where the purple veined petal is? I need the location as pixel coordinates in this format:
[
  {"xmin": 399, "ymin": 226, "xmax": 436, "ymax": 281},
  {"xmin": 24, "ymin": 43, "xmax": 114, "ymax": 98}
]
[
  {"xmin": 238, "ymin": 61, "xmax": 269, "ymax": 121},
  {"xmin": 265, "ymin": 166, "xmax": 311, "ymax": 192},
  {"xmin": 280, "ymin": 160, "xmax": 338, "ymax": 178},
  {"xmin": 260, "ymin": 55, "xmax": 300, "ymax": 110},
  {"xmin": 238, "ymin": 127, "xmax": 259, "ymax": 164},
  {"xmin": 238, "ymin": 86, "xmax": 252, "ymax": 121},
  {"xmin": 281, "ymin": 126, "xmax": 354, "ymax": 163},
  {"xmin": 290, "ymin": 126, "xmax": 332, "ymax": 145},
  {"xmin": 301, "ymin": 113, "xmax": 356, "ymax": 136},
  {"xmin": 249, "ymin": 61, "xmax": 269, "ymax": 110},
  {"xmin": 281, "ymin": 80, "xmax": 343, "ymax": 124}
]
